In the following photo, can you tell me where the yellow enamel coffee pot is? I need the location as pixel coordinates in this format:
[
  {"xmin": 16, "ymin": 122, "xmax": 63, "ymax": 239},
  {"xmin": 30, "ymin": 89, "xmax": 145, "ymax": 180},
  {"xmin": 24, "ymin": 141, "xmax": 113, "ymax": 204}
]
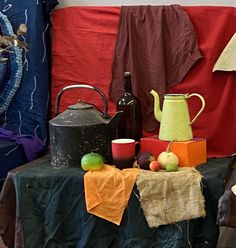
[{"xmin": 150, "ymin": 90, "xmax": 205, "ymax": 141}]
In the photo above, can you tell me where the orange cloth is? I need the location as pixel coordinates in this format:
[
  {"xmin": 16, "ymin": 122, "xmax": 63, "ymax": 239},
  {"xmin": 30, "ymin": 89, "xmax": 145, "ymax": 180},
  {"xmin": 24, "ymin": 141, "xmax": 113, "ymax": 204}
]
[{"xmin": 84, "ymin": 165, "xmax": 139, "ymax": 225}]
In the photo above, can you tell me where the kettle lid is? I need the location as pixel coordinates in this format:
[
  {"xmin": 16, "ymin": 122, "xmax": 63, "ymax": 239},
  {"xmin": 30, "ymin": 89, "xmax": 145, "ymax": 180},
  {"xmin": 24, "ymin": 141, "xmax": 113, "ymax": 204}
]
[{"xmin": 68, "ymin": 102, "xmax": 93, "ymax": 110}]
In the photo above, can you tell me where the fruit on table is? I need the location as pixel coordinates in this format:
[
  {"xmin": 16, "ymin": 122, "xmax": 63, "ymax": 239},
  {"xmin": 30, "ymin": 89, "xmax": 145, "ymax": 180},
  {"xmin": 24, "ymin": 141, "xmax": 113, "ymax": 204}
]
[
  {"xmin": 157, "ymin": 141, "xmax": 179, "ymax": 169},
  {"xmin": 81, "ymin": 152, "xmax": 104, "ymax": 171},
  {"xmin": 166, "ymin": 163, "xmax": 178, "ymax": 172},
  {"xmin": 149, "ymin": 160, "xmax": 161, "ymax": 172},
  {"xmin": 137, "ymin": 151, "xmax": 156, "ymax": 170}
]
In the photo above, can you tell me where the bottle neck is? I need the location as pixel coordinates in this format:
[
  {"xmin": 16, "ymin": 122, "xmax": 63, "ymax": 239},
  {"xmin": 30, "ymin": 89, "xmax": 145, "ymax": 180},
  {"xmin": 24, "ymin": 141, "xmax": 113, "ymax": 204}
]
[{"xmin": 124, "ymin": 74, "xmax": 132, "ymax": 93}]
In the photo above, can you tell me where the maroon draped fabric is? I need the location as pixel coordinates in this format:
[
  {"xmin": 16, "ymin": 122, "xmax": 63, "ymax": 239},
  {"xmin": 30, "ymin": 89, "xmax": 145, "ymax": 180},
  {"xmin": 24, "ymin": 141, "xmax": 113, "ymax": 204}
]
[{"xmin": 109, "ymin": 5, "xmax": 202, "ymax": 131}]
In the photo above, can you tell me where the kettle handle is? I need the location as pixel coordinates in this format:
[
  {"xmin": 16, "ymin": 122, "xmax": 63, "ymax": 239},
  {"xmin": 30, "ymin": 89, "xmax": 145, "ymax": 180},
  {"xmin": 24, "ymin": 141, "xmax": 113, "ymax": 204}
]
[
  {"xmin": 54, "ymin": 84, "xmax": 108, "ymax": 116},
  {"xmin": 187, "ymin": 93, "xmax": 206, "ymax": 125}
]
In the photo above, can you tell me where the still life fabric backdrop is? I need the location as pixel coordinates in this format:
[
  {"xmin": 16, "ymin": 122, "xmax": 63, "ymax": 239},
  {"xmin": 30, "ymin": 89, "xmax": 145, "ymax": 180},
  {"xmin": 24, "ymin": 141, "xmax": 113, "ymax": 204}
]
[{"xmin": 51, "ymin": 6, "xmax": 236, "ymax": 158}]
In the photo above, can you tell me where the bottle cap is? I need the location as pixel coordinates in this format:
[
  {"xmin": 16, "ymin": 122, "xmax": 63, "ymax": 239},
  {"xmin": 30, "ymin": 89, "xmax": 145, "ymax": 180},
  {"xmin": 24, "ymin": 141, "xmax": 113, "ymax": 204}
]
[{"xmin": 124, "ymin": 71, "xmax": 131, "ymax": 77}]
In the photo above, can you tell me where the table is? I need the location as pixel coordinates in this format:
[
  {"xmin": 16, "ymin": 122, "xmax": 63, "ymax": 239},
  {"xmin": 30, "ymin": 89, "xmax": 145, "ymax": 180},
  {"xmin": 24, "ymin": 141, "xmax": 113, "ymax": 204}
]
[
  {"xmin": 0, "ymin": 155, "xmax": 232, "ymax": 248},
  {"xmin": 0, "ymin": 140, "xmax": 27, "ymax": 190}
]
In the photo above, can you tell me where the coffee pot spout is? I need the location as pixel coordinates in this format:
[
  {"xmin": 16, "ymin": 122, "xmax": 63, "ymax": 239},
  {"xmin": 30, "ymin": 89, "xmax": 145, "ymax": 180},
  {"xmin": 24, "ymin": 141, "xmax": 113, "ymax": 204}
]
[{"xmin": 150, "ymin": 89, "xmax": 162, "ymax": 123}]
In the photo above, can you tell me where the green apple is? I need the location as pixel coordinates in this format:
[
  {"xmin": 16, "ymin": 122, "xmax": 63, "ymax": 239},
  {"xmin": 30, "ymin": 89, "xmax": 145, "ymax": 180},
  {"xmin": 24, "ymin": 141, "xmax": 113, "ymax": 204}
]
[
  {"xmin": 81, "ymin": 152, "xmax": 104, "ymax": 171},
  {"xmin": 166, "ymin": 163, "xmax": 178, "ymax": 172}
]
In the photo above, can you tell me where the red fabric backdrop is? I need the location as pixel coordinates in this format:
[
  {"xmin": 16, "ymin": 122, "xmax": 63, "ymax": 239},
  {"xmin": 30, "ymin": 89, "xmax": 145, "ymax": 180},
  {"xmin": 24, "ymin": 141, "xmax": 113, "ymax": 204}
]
[{"xmin": 51, "ymin": 6, "xmax": 236, "ymax": 158}]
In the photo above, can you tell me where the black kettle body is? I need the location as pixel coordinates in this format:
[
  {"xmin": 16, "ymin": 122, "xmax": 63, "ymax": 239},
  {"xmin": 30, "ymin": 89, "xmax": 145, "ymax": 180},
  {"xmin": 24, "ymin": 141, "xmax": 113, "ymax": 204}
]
[{"xmin": 49, "ymin": 84, "xmax": 122, "ymax": 167}]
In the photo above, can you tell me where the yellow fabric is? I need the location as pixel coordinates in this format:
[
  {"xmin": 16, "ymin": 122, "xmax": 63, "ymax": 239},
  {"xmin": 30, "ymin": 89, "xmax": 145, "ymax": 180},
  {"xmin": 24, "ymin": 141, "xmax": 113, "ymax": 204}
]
[
  {"xmin": 213, "ymin": 32, "xmax": 236, "ymax": 72},
  {"xmin": 231, "ymin": 185, "xmax": 236, "ymax": 196},
  {"xmin": 84, "ymin": 165, "xmax": 139, "ymax": 225}
]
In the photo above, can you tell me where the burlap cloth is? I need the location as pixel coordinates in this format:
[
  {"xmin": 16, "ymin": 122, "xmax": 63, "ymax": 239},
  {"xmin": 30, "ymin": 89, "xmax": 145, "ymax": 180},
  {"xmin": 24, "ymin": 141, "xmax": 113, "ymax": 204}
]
[{"xmin": 136, "ymin": 168, "xmax": 206, "ymax": 228}]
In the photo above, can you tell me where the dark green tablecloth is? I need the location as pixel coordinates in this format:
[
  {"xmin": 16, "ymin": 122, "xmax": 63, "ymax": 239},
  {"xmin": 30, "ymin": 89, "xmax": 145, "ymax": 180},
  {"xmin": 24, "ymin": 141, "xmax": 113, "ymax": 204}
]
[
  {"xmin": 0, "ymin": 140, "xmax": 27, "ymax": 190},
  {"xmin": 0, "ymin": 155, "xmax": 232, "ymax": 248}
]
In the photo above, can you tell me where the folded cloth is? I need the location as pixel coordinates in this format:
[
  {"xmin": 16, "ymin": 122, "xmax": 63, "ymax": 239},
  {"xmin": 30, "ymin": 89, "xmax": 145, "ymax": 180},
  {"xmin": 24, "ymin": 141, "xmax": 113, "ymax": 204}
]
[
  {"xmin": 0, "ymin": 127, "xmax": 45, "ymax": 161},
  {"xmin": 84, "ymin": 165, "xmax": 139, "ymax": 225},
  {"xmin": 136, "ymin": 168, "xmax": 206, "ymax": 228}
]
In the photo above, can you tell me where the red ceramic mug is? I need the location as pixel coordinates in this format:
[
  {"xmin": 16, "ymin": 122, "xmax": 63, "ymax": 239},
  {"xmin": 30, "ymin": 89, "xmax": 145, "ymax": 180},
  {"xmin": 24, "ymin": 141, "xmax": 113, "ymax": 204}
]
[{"xmin": 111, "ymin": 138, "xmax": 139, "ymax": 169}]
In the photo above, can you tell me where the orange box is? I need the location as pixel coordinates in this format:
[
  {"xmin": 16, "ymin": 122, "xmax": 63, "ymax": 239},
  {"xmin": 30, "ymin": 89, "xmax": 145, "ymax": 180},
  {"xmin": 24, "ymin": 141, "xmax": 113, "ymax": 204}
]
[{"xmin": 140, "ymin": 135, "xmax": 207, "ymax": 167}]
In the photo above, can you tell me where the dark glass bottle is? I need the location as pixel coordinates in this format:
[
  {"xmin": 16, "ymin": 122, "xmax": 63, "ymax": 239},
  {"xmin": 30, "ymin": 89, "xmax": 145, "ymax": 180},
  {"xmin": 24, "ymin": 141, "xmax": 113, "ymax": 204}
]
[{"xmin": 116, "ymin": 72, "xmax": 142, "ymax": 141}]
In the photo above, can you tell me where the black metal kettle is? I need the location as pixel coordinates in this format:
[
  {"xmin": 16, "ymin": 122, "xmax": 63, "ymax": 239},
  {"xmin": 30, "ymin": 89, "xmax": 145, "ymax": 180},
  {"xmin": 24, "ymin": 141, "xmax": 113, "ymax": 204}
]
[{"xmin": 49, "ymin": 84, "xmax": 122, "ymax": 167}]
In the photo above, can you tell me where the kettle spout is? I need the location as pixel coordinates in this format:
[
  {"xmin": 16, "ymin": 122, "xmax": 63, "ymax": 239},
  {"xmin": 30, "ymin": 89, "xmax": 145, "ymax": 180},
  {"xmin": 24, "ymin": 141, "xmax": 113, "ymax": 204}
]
[
  {"xmin": 107, "ymin": 111, "xmax": 123, "ymax": 136},
  {"xmin": 150, "ymin": 89, "xmax": 162, "ymax": 122}
]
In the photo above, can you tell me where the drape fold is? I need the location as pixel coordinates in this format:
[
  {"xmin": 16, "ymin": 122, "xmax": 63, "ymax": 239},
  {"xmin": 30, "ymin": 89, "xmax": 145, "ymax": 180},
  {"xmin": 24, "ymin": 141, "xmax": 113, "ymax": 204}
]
[{"xmin": 109, "ymin": 5, "xmax": 202, "ymax": 131}]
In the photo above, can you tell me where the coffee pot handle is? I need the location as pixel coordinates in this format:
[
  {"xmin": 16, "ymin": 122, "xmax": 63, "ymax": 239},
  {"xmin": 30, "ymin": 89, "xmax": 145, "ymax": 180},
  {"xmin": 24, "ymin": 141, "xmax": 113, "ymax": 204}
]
[
  {"xmin": 54, "ymin": 84, "xmax": 108, "ymax": 116},
  {"xmin": 187, "ymin": 93, "xmax": 206, "ymax": 125}
]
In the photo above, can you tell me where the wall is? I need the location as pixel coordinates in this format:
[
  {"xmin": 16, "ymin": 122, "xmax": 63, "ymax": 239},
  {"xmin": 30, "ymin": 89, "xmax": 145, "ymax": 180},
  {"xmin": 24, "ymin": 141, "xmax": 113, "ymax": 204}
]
[{"xmin": 57, "ymin": 0, "xmax": 236, "ymax": 8}]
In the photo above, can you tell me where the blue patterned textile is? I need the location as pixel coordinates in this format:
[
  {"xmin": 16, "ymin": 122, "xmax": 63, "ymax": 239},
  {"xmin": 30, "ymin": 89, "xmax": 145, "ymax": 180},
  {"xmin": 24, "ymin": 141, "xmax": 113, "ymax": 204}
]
[
  {"xmin": 0, "ymin": 11, "xmax": 23, "ymax": 114},
  {"xmin": 0, "ymin": 0, "xmax": 58, "ymax": 142},
  {"xmin": 0, "ymin": 61, "xmax": 6, "ymax": 82}
]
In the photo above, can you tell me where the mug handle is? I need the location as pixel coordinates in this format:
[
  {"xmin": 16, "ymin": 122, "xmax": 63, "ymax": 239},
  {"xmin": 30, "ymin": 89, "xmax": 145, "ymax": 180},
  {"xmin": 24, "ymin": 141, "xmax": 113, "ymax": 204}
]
[{"xmin": 187, "ymin": 93, "xmax": 206, "ymax": 125}]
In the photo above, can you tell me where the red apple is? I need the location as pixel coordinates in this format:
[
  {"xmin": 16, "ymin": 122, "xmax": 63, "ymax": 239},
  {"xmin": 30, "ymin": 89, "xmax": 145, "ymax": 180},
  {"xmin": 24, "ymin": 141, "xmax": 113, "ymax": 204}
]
[{"xmin": 149, "ymin": 161, "xmax": 161, "ymax": 172}]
